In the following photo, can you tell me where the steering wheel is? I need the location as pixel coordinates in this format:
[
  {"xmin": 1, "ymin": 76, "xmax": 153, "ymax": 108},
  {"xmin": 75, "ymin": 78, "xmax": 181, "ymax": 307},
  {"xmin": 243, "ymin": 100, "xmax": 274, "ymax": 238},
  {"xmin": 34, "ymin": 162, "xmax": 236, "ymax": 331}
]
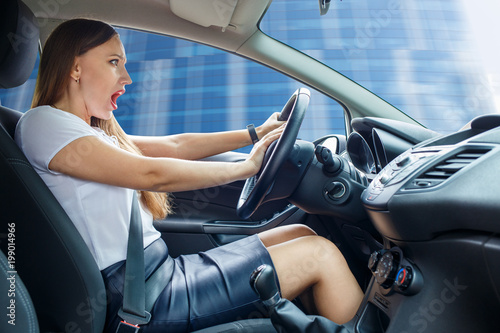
[{"xmin": 237, "ymin": 88, "xmax": 310, "ymax": 219}]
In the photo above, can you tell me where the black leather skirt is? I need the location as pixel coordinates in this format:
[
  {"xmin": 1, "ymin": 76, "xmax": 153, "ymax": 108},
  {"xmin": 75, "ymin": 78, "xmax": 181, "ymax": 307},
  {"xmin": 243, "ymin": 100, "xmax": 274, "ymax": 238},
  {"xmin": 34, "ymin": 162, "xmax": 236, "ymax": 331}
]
[{"xmin": 102, "ymin": 235, "xmax": 277, "ymax": 332}]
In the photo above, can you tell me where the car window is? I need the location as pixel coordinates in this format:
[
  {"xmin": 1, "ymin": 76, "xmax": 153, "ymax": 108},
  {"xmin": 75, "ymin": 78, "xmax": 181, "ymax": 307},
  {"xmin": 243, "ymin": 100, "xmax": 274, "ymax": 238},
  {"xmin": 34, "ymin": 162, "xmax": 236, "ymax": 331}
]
[
  {"xmin": 0, "ymin": 28, "xmax": 346, "ymax": 154},
  {"xmin": 115, "ymin": 28, "xmax": 345, "ymax": 152},
  {"xmin": 261, "ymin": 0, "xmax": 500, "ymax": 134}
]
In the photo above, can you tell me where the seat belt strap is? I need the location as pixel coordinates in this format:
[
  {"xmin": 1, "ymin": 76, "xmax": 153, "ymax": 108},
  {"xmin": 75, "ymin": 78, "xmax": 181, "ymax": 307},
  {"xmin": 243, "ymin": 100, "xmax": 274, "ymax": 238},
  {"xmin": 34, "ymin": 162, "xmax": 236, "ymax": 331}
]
[
  {"xmin": 145, "ymin": 255, "xmax": 174, "ymax": 311},
  {"xmin": 117, "ymin": 192, "xmax": 175, "ymax": 332},
  {"xmin": 117, "ymin": 192, "xmax": 150, "ymax": 330}
]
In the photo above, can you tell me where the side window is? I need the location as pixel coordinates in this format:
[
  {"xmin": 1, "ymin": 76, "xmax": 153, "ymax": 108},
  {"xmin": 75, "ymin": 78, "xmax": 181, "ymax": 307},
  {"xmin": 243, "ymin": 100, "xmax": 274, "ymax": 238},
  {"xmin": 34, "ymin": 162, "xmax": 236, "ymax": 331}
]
[
  {"xmin": 0, "ymin": 28, "xmax": 346, "ymax": 153},
  {"xmin": 116, "ymin": 28, "xmax": 346, "ymax": 152}
]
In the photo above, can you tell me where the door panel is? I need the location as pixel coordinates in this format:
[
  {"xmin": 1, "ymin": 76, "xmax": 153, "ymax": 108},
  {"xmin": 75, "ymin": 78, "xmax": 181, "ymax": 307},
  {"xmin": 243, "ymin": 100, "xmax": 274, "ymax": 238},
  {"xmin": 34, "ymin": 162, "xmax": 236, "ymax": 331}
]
[{"xmin": 155, "ymin": 152, "xmax": 306, "ymax": 255}]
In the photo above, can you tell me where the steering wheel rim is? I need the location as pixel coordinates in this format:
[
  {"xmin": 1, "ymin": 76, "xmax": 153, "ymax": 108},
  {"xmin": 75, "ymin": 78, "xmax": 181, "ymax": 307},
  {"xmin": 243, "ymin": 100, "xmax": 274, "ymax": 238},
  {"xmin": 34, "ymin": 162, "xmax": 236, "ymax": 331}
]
[{"xmin": 237, "ymin": 88, "xmax": 310, "ymax": 219}]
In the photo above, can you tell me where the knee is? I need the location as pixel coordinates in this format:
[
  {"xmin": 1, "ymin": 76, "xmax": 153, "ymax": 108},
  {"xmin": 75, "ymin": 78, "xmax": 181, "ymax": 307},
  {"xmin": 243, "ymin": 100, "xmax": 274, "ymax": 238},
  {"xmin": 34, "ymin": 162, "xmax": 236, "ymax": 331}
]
[{"xmin": 303, "ymin": 235, "xmax": 345, "ymax": 265}]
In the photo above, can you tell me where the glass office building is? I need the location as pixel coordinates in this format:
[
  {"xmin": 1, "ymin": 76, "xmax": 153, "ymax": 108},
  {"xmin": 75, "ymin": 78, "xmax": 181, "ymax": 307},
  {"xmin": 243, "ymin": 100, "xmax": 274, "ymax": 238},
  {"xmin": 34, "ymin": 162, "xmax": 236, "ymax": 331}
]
[
  {"xmin": 1, "ymin": 0, "xmax": 498, "ymax": 143},
  {"xmin": 261, "ymin": 0, "xmax": 500, "ymax": 133}
]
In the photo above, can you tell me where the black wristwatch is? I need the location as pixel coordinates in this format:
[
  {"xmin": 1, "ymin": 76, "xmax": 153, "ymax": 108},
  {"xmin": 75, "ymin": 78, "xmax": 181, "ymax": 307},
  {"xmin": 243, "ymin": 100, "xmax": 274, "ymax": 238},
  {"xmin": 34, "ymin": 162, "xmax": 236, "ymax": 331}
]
[{"xmin": 247, "ymin": 124, "xmax": 259, "ymax": 144}]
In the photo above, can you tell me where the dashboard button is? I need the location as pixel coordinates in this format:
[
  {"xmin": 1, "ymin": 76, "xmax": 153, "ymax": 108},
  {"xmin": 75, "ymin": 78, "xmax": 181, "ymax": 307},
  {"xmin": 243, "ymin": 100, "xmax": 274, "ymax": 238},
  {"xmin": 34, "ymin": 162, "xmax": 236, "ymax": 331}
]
[
  {"xmin": 379, "ymin": 173, "xmax": 391, "ymax": 185},
  {"xmin": 395, "ymin": 155, "xmax": 411, "ymax": 167}
]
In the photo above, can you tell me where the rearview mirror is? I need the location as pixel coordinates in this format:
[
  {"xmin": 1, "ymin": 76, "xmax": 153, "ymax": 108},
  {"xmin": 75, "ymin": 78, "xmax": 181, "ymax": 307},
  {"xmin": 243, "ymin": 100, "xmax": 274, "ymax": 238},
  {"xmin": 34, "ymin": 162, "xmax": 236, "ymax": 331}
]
[{"xmin": 319, "ymin": 0, "xmax": 331, "ymax": 15}]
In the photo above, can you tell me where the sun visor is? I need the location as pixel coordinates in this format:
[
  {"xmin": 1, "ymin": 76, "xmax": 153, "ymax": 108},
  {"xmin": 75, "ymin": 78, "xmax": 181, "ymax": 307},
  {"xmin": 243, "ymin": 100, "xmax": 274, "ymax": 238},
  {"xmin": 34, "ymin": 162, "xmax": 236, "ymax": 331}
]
[{"xmin": 170, "ymin": 0, "xmax": 238, "ymax": 29}]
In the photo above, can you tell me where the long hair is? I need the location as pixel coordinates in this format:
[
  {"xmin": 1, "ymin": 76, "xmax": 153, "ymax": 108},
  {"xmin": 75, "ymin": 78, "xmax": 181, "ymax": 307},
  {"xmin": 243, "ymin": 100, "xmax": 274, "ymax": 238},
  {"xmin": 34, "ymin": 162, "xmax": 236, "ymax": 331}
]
[{"xmin": 32, "ymin": 18, "xmax": 171, "ymax": 219}]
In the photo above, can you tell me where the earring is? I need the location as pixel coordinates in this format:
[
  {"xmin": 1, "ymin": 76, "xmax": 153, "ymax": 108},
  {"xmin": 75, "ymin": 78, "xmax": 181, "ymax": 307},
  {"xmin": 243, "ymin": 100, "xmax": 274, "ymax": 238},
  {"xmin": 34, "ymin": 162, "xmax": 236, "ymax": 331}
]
[{"xmin": 76, "ymin": 78, "xmax": 80, "ymax": 83}]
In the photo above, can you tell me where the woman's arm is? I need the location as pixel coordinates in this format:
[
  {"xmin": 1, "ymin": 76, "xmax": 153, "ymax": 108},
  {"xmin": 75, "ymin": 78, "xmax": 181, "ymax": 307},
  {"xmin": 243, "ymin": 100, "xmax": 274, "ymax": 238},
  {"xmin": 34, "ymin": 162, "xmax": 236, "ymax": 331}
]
[
  {"xmin": 130, "ymin": 112, "xmax": 284, "ymax": 159},
  {"xmin": 49, "ymin": 126, "xmax": 283, "ymax": 193}
]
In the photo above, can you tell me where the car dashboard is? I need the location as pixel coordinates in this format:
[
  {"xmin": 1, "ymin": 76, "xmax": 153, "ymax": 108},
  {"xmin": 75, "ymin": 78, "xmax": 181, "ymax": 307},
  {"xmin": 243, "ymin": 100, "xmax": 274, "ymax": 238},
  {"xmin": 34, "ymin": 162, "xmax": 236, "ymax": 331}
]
[{"xmin": 346, "ymin": 115, "xmax": 500, "ymax": 332}]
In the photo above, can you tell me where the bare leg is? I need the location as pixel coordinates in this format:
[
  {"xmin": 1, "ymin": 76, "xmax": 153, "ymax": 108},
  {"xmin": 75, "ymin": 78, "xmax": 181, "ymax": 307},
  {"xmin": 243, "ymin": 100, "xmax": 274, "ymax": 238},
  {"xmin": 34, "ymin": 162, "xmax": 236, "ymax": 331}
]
[
  {"xmin": 259, "ymin": 224, "xmax": 319, "ymax": 315},
  {"xmin": 266, "ymin": 235, "xmax": 363, "ymax": 324},
  {"xmin": 259, "ymin": 224, "xmax": 317, "ymax": 247}
]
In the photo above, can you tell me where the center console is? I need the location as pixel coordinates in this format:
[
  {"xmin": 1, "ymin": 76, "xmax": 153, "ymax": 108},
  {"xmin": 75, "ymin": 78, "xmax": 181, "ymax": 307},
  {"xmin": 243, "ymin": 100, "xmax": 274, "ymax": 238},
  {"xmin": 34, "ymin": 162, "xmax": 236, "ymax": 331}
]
[{"xmin": 351, "ymin": 119, "xmax": 500, "ymax": 332}]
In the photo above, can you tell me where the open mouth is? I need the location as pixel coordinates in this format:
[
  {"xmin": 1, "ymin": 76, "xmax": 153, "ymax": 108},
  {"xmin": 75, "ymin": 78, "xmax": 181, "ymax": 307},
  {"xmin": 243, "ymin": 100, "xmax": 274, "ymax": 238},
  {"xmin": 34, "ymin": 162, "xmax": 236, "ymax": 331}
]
[{"xmin": 110, "ymin": 89, "xmax": 125, "ymax": 110}]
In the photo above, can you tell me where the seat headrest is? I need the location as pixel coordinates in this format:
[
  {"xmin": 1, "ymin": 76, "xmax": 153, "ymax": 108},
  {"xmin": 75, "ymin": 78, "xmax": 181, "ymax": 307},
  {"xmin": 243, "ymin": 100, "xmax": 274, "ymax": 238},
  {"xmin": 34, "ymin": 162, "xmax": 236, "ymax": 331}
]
[{"xmin": 0, "ymin": 0, "xmax": 39, "ymax": 89}]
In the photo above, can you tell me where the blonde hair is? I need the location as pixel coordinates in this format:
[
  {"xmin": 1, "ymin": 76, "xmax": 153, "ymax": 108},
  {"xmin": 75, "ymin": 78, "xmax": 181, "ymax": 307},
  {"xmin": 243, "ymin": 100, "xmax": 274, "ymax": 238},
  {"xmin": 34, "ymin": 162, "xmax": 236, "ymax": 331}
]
[
  {"xmin": 32, "ymin": 18, "xmax": 171, "ymax": 219},
  {"xmin": 91, "ymin": 117, "xmax": 172, "ymax": 219}
]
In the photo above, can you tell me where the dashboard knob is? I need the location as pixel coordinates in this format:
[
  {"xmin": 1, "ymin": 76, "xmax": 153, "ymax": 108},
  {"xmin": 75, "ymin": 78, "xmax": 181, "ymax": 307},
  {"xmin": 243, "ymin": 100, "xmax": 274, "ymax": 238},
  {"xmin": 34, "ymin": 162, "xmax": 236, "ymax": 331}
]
[
  {"xmin": 395, "ymin": 267, "xmax": 412, "ymax": 289},
  {"xmin": 371, "ymin": 247, "xmax": 423, "ymax": 295},
  {"xmin": 368, "ymin": 251, "xmax": 381, "ymax": 272},
  {"xmin": 374, "ymin": 251, "xmax": 398, "ymax": 288}
]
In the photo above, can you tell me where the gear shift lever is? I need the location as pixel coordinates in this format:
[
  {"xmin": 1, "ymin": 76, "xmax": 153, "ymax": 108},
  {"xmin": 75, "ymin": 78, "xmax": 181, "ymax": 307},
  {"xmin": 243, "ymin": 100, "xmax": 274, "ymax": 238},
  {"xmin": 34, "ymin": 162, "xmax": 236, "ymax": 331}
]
[
  {"xmin": 250, "ymin": 264, "xmax": 281, "ymax": 309},
  {"xmin": 249, "ymin": 264, "xmax": 351, "ymax": 333}
]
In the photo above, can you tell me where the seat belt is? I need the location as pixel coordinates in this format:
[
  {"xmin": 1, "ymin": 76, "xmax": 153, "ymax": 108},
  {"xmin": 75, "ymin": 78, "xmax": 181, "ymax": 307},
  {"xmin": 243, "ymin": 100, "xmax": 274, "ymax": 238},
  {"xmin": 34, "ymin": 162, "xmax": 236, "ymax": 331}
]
[{"xmin": 116, "ymin": 191, "xmax": 174, "ymax": 333}]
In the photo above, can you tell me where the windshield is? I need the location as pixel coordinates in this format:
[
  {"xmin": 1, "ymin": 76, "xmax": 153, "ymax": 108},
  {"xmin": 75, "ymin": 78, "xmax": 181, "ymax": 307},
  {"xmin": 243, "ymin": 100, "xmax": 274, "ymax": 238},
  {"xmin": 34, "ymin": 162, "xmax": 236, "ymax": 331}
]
[{"xmin": 261, "ymin": 0, "xmax": 500, "ymax": 134}]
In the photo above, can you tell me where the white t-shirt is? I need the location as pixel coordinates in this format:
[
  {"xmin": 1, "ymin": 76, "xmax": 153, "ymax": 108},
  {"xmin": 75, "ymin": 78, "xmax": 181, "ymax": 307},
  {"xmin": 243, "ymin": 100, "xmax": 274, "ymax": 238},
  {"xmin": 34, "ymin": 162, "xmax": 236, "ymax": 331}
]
[{"xmin": 15, "ymin": 106, "xmax": 161, "ymax": 270}]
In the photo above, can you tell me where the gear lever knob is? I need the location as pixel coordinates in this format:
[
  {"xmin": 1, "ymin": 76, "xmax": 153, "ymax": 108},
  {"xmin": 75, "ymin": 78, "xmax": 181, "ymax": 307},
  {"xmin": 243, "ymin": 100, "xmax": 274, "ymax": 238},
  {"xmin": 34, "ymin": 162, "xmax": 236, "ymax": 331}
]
[{"xmin": 250, "ymin": 264, "xmax": 281, "ymax": 309}]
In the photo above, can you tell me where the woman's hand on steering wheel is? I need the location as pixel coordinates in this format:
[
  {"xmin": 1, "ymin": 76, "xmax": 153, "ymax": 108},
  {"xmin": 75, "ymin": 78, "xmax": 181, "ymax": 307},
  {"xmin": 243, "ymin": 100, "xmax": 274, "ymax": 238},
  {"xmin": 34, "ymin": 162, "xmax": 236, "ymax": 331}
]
[
  {"xmin": 244, "ymin": 125, "xmax": 286, "ymax": 176},
  {"xmin": 255, "ymin": 112, "xmax": 286, "ymax": 140}
]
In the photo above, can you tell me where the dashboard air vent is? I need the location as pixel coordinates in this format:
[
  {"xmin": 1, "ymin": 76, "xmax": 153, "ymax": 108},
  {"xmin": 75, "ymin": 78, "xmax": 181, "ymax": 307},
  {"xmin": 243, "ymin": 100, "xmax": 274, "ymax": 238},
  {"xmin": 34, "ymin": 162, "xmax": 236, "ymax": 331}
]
[{"xmin": 413, "ymin": 149, "xmax": 490, "ymax": 186}]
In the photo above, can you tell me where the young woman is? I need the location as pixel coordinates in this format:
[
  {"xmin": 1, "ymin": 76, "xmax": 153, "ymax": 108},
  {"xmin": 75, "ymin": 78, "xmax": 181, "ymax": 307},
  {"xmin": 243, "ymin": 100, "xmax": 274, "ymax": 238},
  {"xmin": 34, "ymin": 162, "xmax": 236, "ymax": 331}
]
[{"xmin": 15, "ymin": 19, "xmax": 363, "ymax": 332}]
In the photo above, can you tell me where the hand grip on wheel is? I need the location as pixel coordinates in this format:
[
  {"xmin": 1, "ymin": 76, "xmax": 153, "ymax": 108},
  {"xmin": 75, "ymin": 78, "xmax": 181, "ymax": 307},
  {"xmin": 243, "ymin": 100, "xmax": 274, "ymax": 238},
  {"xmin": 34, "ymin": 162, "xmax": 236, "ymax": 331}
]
[{"xmin": 278, "ymin": 88, "xmax": 310, "ymax": 121}]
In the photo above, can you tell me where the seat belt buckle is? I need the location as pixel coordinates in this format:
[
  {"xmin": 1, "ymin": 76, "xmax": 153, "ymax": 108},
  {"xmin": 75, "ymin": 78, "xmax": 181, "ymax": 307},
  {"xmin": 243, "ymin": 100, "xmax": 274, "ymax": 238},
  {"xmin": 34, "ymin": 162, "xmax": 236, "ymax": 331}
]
[
  {"xmin": 116, "ymin": 320, "xmax": 141, "ymax": 333},
  {"xmin": 116, "ymin": 308, "xmax": 151, "ymax": 332}
]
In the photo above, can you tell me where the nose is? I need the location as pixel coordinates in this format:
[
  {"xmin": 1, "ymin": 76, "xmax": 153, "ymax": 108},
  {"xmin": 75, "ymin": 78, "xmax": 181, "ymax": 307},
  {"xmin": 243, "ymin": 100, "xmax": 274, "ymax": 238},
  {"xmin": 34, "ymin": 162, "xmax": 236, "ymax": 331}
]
[{"xmin": 121, "ymin": 67, "xmax": 132, "ymax": 86}]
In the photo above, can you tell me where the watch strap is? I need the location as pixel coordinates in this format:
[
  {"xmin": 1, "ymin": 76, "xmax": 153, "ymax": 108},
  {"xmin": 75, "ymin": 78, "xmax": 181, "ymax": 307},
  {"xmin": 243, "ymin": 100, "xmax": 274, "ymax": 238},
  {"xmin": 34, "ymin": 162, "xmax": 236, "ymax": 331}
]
[{"xmin": 247, "ymin": 124, "xmax": 259, "ymax": 144}]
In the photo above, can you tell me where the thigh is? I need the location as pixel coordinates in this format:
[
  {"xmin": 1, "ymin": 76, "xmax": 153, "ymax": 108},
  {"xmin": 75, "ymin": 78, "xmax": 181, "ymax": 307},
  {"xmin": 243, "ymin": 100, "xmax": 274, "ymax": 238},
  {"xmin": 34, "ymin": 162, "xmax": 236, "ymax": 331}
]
[{"xmin": 258, "ymin": 224, "xmax": 317, "ymax": 247}]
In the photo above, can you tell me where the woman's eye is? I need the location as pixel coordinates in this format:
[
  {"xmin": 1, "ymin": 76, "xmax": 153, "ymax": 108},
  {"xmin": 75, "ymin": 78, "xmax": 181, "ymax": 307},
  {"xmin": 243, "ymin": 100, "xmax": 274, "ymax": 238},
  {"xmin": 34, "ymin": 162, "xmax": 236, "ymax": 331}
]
[{"xmin": 110, "ymin": 59, "xmax": 119, "ymax": 66}]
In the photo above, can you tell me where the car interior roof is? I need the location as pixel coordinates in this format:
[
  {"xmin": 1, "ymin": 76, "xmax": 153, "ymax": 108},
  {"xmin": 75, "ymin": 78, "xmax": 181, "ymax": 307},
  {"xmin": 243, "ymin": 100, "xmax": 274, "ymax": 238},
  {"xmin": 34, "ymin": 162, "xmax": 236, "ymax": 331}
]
[{"xmin": 23, "ymin": 0, "xmax": 271, "ymax": 51}]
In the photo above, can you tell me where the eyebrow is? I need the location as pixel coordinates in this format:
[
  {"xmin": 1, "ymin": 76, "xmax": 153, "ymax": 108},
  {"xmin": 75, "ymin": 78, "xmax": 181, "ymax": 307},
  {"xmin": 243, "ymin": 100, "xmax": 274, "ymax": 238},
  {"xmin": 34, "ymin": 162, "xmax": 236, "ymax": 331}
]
[{"xmin": 110, "ymin": 54, "xmax": 125, "ymax": 60}]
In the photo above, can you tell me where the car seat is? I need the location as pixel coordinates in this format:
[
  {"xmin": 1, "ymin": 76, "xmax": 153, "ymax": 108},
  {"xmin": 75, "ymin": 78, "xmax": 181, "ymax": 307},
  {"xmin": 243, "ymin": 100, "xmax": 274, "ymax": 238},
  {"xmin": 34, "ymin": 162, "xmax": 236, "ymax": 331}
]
[
  {"xmin": 0, "ymin": 1, "xmax": 108, "ymax": 331},
  {"xmin": 0, "ymin": 249, "xmax": 39, "ymax": 333}
]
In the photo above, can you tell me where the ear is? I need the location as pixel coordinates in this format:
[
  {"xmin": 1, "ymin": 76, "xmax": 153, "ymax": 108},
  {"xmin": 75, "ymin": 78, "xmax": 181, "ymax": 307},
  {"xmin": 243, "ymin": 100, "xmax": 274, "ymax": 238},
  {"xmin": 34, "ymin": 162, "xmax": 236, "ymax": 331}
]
[{"xmin": 70, "ymin": 57, "xmax": 81, "ymax": 82}]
